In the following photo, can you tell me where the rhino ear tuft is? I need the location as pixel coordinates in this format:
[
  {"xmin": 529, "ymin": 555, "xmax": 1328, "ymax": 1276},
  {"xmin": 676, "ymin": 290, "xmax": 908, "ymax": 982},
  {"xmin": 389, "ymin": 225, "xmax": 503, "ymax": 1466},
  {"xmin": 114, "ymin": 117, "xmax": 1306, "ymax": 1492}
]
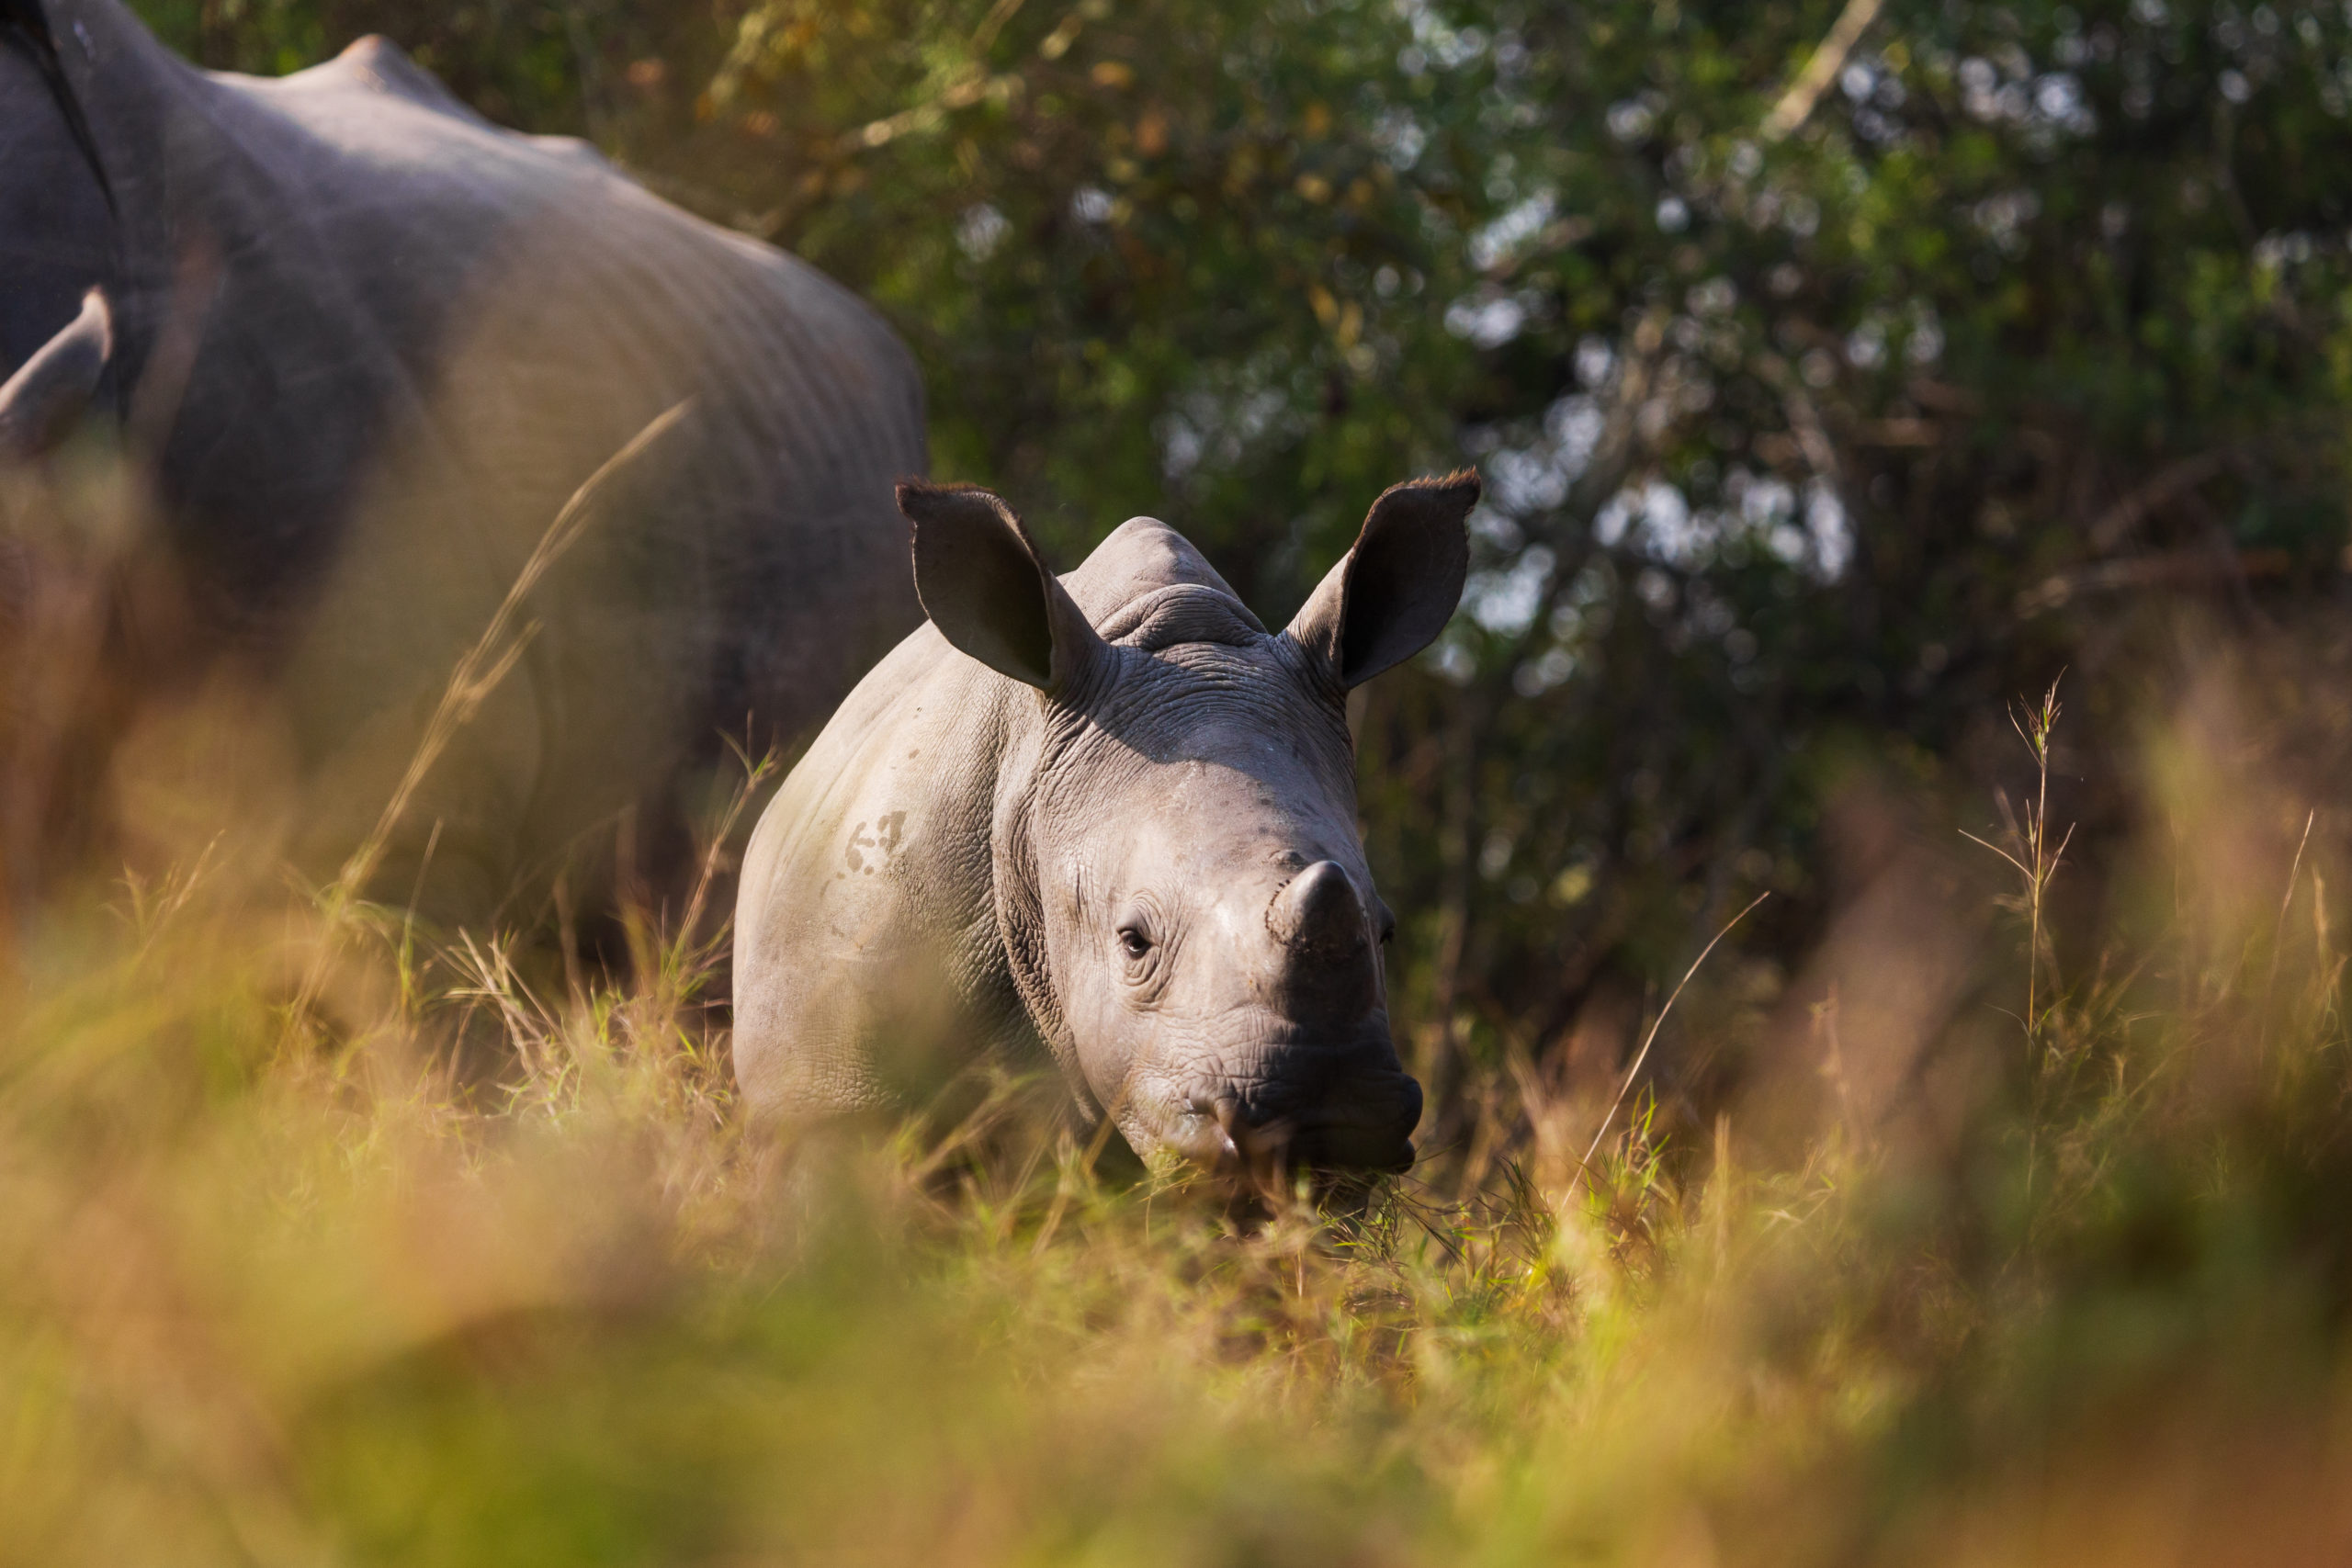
[
  {"xmin": 1284, "ymin": 470, "xmax": 1477, "ymax": 689},
  {"xmin": 0, "ymin": 288, "xmax": 113, "ymax": 461},
  {"xmin": 900, "ymin": 479, "xmax": 1104, "ymax": 693}
]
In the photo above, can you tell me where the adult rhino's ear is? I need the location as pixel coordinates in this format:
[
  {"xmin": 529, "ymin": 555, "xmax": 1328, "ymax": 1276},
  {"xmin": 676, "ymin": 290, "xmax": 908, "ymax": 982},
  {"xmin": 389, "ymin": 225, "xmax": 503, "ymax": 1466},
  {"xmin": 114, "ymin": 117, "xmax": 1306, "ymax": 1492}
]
[
  {"xmin": 0, "ymin": 289, "xmax": 113, "ymax": 461},
  {"xmin": 1284, "ymin": 470, "xmax": 1478, "ymax": 688},
  {"xmin": 900, "ymin": 479, "xmax": 1106, "ymax": 693}
]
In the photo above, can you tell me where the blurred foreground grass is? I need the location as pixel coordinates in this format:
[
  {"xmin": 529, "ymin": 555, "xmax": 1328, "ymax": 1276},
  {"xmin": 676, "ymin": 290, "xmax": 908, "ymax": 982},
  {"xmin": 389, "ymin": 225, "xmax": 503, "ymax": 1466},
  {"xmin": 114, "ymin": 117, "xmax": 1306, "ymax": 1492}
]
[{"xmin": 9, "ymin": 670, "xmax": 2352, "ymax": 1567}]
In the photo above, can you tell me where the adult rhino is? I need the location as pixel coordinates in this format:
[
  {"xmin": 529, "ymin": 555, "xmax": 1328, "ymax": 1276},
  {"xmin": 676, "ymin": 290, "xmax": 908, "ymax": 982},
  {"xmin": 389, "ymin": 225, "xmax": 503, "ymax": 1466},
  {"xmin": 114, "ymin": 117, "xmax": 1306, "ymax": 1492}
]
[
  {"xmin": 0, "ymin": 0, "xmax": 923, "ymax": 923},
  {"xmin": 732, "ymin": 474, "xmax": 1478, "ymax": 1175}
]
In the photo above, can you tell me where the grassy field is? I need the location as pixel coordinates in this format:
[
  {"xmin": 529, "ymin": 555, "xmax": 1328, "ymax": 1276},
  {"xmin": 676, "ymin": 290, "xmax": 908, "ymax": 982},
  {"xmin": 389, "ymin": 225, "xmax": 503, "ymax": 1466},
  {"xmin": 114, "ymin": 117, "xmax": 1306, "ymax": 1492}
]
[{"xmin": 6, "ymin": 655, "xmax": 2352, "ymax": 1568}]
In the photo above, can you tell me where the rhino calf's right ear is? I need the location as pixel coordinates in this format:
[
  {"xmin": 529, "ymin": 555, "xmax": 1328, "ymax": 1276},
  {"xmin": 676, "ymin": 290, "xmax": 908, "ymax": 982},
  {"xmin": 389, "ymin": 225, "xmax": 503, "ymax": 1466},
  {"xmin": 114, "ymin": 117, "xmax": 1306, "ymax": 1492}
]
[
  {"xmin": 0, "ymin": 289, "xmax": 114, "ymax": 461},
  {"xmin": 899, "ymin": 479, "xmax": 1105, "ymax": 693},
  {"xmin": 1284, "ymin": 470, "xmax": 1479, "ymax": 688}
]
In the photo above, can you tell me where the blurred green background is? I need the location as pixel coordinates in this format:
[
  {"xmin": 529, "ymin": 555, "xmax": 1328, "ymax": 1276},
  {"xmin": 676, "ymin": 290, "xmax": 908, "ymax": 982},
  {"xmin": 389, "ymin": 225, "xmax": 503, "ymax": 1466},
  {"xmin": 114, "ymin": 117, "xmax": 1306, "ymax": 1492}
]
[{"xmin": 141, "ymin": 0, "xmax": 2352, "ymax": 1128}]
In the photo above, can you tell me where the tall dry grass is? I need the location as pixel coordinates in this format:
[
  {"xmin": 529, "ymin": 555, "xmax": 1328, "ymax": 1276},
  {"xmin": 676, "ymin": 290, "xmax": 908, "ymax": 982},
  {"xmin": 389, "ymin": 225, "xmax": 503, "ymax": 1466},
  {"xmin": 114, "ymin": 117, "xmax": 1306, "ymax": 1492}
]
[
  {"xmin": 6, "ymin": 434, "xmax": 2352, "ymax": 1562},
  {"xmin": 2, "ymin": 648, "xmax": 2350, "ymax": 1568}
]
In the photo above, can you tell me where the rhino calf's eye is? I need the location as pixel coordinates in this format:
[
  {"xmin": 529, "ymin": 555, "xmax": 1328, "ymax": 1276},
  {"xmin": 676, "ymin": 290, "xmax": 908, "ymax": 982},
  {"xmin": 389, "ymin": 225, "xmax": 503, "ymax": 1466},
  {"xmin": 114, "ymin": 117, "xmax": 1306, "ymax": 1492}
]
[{"xmin": 1117, "ymin": 927, "xmax": 1153, "ymax": 959}]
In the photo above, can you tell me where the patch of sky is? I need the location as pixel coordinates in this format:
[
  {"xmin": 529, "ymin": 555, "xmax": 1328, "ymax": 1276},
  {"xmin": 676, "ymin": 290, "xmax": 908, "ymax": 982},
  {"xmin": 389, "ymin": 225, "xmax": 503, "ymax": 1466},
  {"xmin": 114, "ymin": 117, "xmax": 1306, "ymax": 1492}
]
[
  {"xmin": 1157, "ymin": 377, "xmax": 1298, "ymax": 480},
  {"xmin": 1514, "ymin": 644, "xmax": 1577, "ymax": 697},
  {"xmin": 956, "ymin": 203, "xmax": 1009, "ymax": 261},
  {"xmin": 1395, "ymin": 0, "xmax": 1487, "ymax": 71},
  {"xmin": 1846, "ymin": 317, "xmax": 1886, "ymax": 370},
  {"xmin": 1805, "ymin": 479, "xmax": 1852, "ymax": 580},
  {"xmin": 1470, "ymin": 188, "xmax": 1557, "ymax": 271},
  {"xmin": 1444, "ymin": 285, "xmax": 1535, "ymax": 348},
  {"xmin": 1687, "ymin": 276, "xmax": 1737, "ymax": 316},
  {"xmin": 1464, "ymin": 544, "xmax": 1555, "ymax": 635},
  {"xmin": 1595, "ymin": 479, "xmax": 1719, "ymax": 566},
  {"xmin": 1731, "ymin": 471, "xmax": 1815, "ymax": 570},
  {"xmin": 1574, "ymin": 335, "xmax": 1616, "ymax": 388},
  {"xmin": 1905, "ymin": 300, "xmax": 1945, "ymax": 365},
  {"xmin": 1488, "ymin": 444, "xmax": 1568, "ymax": 514},
  {"xmin": 1468, "ymin": 502, "xmax": 1522, "ymax": 552},
  {"xmin": 1464, "ymin": 393, "xmax": 1602, "ymax": 550},
  {"xmin": 1605, "ymin": 95, "xmax": 1657, "ymax": 143},
  {"xmin": 1960, "ymin": 54, "xmax": 2097, "ymax": 136},
  {"xmin": 1372, "ymin": 107, "xmax": 1428, "ymax": 169},
  {"xmin": 1546, "ymin": 394, "xmax": 1605, "ymax": 470},
  {"xmin": 1161, "ymin": 420, "xmax": 1204, "ymax": 479},
  {"xmin": 2256, "ymin": 231, "xmax": 2316, "ymax": 271},
  {"xmin": 1970, "ymin": 188, "xmax": 2040, "ymax": 254},
  {"xmin": 1425, "ymin": 630, "xmax": 1477, "ymax": 685},
  {"xmin": 1492, "ymin": 28, "xmax": 1529, "ymax": 79}
]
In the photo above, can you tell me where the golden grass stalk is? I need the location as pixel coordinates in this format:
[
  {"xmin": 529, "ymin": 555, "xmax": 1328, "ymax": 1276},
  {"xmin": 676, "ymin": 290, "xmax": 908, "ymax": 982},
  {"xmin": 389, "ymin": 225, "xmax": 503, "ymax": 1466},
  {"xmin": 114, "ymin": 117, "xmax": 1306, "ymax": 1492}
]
[
  {"xmin": 1963, "ymin": 675, "xmax": 2075, "ymax": 1054},
  {"xmin": 1574, "ymin": 890, "xmax": 1769, "ymax": 1195},
  {"xmin": 282, "ymin": 400, "xmax": 694, "ymax": 1033}
]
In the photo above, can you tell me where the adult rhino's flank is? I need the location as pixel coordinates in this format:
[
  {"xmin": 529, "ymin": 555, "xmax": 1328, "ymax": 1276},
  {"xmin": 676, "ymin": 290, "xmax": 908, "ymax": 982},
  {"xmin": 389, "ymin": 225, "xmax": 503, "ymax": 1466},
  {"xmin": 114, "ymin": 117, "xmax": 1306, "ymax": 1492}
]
[
  {"xmin": 0, "ymin": 0, "xmax": 923, "ymax": 921},
  {"xmin": 732, "ymin": 474, "xmax": 1478, "ymax": 1174}
]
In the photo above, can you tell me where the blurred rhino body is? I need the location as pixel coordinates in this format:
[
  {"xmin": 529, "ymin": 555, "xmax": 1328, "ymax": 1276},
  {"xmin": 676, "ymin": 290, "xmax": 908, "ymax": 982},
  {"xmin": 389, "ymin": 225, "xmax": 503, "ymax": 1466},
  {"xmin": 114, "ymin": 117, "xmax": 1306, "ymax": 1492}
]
[
  {"xmin": 732, "ymin": 475, "xmax": 1477, "ymax": 1174},
  {"xmin": 0, "ymin": 0, "xmax": 924, "ymax": 920}
]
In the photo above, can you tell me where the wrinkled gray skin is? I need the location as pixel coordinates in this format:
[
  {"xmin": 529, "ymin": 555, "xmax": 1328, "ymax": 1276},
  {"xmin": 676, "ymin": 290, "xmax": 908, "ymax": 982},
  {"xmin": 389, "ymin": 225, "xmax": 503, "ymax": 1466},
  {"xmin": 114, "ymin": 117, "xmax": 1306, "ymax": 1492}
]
[
  {"xmin": 0, "ymin": 0, "xmax": 922, "ymax": 918},
  {"xmin": 733, "ymin": 475, "xmax": 1477, "ymax": 1174}
]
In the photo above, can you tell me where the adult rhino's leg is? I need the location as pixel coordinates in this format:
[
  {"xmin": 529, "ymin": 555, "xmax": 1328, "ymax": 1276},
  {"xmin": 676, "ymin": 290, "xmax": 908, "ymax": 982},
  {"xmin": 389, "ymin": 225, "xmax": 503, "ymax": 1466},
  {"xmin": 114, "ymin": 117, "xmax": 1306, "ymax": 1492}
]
[{"xmin": 281, "ymin": 651, "xmax": 539, "ymax": 934}]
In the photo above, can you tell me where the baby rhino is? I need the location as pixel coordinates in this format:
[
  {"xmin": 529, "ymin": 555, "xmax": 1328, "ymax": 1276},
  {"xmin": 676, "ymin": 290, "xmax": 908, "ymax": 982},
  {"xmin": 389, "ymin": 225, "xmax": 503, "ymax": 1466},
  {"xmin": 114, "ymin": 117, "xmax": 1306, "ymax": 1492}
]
[{"xmin": 731, "ymin": 472, "xmax": 1478, "ymax": 1175}]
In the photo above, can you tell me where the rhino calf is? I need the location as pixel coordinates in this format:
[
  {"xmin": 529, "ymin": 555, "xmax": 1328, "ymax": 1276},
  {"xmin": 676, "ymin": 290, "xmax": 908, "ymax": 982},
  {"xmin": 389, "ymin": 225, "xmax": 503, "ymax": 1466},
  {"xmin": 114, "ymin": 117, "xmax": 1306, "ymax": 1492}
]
[{"xmin": 732, "ymin": 473, "xmax": 1478, "ymax": 1174}]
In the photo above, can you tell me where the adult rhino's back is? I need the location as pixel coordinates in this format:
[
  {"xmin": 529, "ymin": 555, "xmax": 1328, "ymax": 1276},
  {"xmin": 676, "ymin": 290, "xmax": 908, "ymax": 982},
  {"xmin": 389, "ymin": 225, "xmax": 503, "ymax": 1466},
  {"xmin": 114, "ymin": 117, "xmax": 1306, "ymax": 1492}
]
[{"xmin": 0, "ymin": 2, "xmax": 926, "ymax": 923}]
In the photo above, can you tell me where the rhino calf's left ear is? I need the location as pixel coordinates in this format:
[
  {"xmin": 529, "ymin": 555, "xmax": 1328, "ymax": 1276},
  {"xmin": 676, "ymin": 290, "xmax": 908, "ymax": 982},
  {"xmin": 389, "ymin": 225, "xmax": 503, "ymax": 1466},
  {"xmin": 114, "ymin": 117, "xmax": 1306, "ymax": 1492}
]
[
  {"xmin": 1284, "ymin": 469, "xmax": 1478, "ymax": 688},
  {"xmin": 0, "ymin": 288, "xmax": 114, "ymax": 461}
]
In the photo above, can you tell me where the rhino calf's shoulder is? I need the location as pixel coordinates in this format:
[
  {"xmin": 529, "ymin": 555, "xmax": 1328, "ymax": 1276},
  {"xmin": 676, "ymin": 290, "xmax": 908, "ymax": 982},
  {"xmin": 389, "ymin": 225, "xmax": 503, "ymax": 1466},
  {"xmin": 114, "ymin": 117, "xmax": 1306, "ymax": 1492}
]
[{"xmin": 732, "ymin": 473, "xmax": 1478, "ymax": 1174}]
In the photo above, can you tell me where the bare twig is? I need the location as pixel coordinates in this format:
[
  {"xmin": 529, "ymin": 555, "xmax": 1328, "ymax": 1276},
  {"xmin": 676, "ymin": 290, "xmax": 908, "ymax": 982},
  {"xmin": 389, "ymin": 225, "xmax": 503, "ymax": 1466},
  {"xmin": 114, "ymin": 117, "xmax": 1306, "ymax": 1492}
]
[
  {"xmin": 2015, "ymin": 546, "xmax": 2291, "ymax": 618},
  {"xmin": 1761, "ymin": 0, "xmax": 1888, "ymax": 142},
  {"xmin": 970, "ymin": 0, "xmax": 1027, "ymax": 53},
  {"xmin": 2087, "ymin": 447, "xmax": 2242, "ymax": 553}
]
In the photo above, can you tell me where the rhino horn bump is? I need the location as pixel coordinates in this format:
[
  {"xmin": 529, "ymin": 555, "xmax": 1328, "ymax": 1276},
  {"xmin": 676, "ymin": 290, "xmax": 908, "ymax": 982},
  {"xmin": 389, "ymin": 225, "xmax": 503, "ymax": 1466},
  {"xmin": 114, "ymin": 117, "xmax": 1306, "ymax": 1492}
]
[{"xmin": 1267, "ymin": 861, "xmax": 1364, "ymax": 953}]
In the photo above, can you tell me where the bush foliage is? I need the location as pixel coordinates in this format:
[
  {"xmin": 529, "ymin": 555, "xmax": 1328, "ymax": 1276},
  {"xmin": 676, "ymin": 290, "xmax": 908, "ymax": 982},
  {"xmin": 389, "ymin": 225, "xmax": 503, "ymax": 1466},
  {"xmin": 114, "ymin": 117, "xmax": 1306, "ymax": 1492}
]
[{"xmin": 141, "ymin": 0, "xmax": 2352, "ymax": 1125}]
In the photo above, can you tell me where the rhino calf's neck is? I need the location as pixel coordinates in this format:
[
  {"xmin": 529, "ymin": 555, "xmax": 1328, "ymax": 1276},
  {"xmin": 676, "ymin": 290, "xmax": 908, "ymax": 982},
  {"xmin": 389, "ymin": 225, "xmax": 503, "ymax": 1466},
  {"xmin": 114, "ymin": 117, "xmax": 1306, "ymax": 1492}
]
[{"xmin": 732, "ymin": 473, "xmax": 1478, "ymax": 1175}]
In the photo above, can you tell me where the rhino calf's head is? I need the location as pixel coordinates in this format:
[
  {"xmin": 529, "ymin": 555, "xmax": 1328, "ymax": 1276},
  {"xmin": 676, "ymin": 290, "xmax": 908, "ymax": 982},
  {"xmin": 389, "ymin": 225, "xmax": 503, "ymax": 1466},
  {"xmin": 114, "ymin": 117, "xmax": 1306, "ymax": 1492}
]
[{"xmin": 898, "ymin": 472, "xmax": 1477, "ymax": 1177}]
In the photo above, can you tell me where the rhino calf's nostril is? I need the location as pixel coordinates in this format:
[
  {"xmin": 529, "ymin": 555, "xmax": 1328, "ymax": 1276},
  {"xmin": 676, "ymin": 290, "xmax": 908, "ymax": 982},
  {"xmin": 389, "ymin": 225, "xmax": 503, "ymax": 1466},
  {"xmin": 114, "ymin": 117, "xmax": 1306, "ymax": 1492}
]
[{"xmin": 1191, "ymin": 1096, "xmax": 1243, "ymax": 1165}]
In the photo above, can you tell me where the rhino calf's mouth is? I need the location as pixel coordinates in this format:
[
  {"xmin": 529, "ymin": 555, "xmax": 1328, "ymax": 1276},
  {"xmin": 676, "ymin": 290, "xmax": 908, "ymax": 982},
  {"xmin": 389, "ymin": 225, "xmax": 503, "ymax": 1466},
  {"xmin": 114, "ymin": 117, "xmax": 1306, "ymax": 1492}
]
[
  {"xmin": 1173, "ymin": 1073, "xmax": 1425, "ymax": 1182},
  {"xmin": 733, "ymin": 471, "xmax": 1480, "ymax": 1179}
]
